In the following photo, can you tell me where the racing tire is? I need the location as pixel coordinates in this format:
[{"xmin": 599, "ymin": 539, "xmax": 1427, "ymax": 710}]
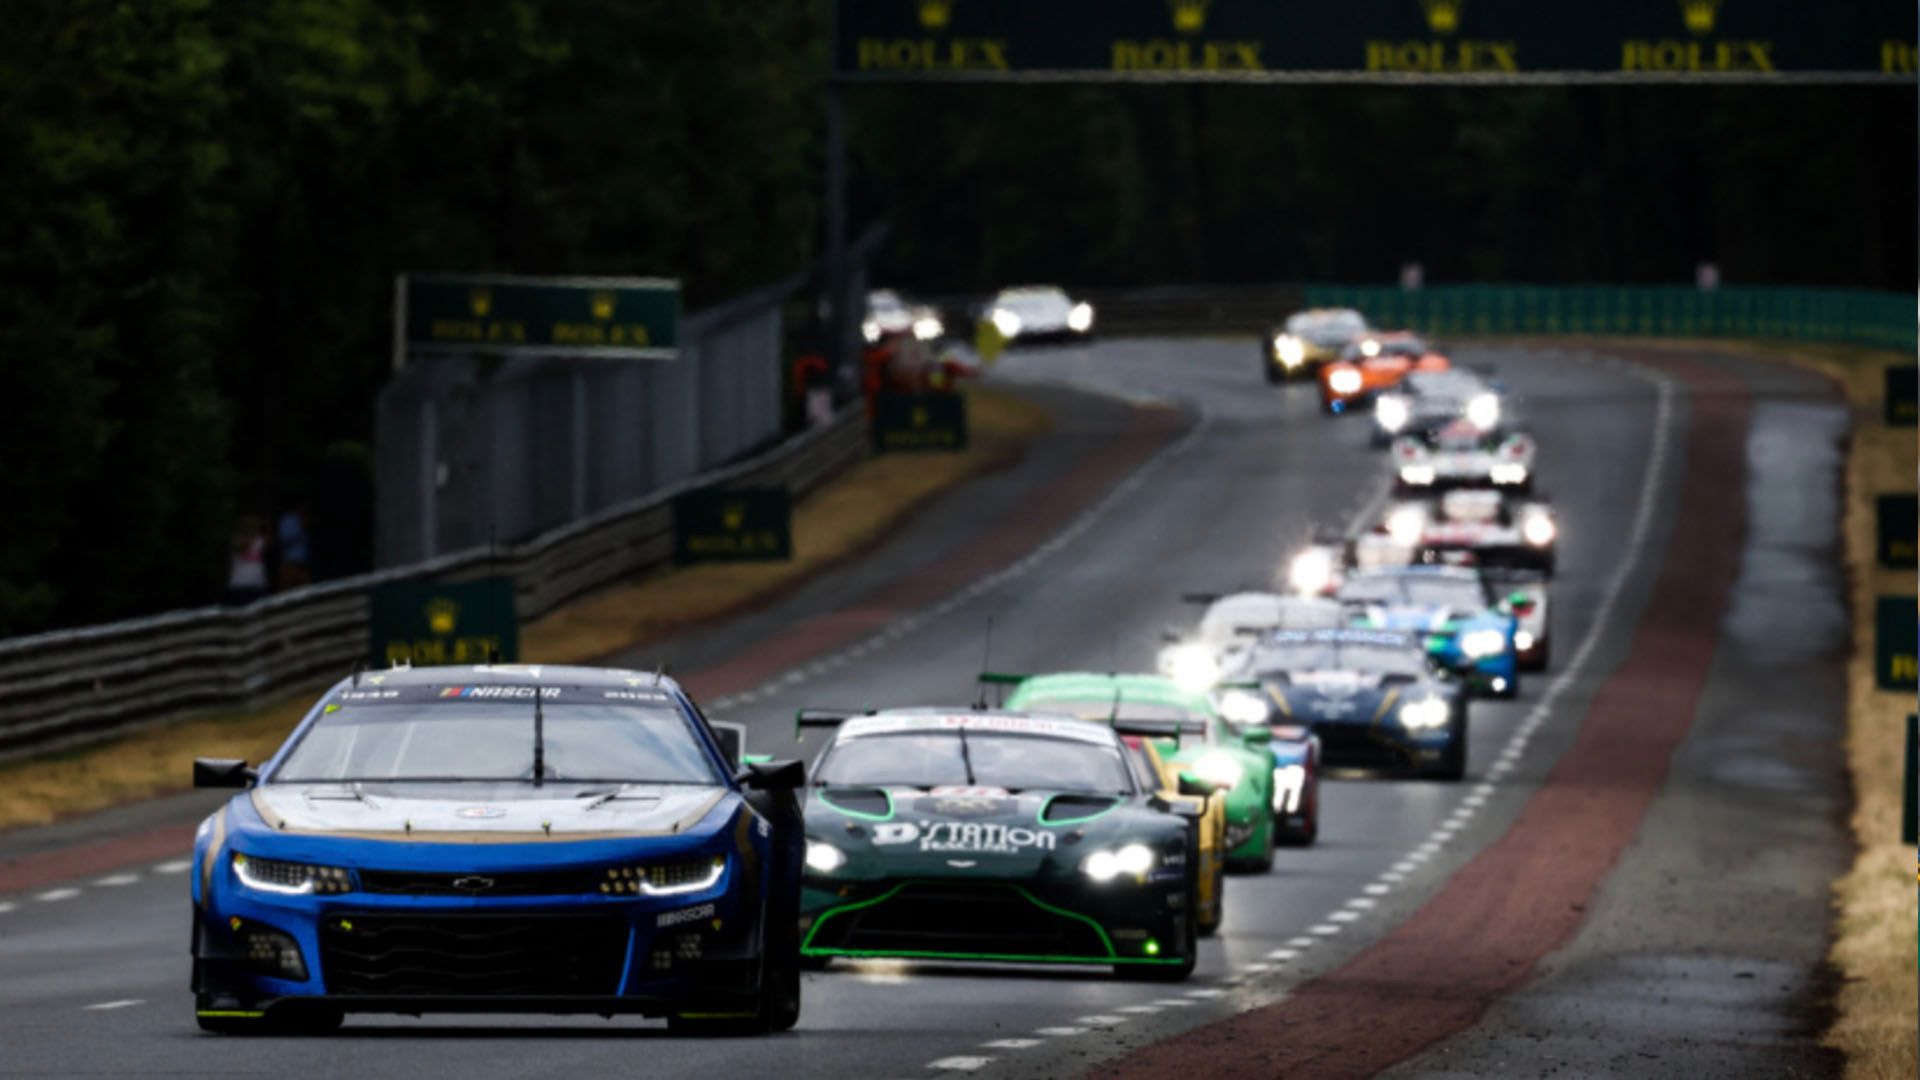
[
  {"xmin": 1264, "ymin": 358, "xmax": 1284, "ymax": 384},
  {"xmin": 1430, "ymin": 713, "xmax": 1469, "ymax": 782},
  {"xmin": 1520, "ymin": 639, "xmax": 1551, "ymax": 672}
]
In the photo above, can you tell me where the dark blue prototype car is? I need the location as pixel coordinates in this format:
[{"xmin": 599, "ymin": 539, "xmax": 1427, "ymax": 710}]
[{"xmin": 188, "ymin": 664, "xmax": 805, "ymax": 1035}]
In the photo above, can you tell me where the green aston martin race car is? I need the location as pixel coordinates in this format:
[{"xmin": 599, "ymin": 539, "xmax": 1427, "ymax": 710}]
[
  {"xmin": 795, "ymin": 708, "xmax": 1204, "ymax": 980},
  {"xmin": 996, "ymin": 672, "xmax": 1283, "ymax": 871}
]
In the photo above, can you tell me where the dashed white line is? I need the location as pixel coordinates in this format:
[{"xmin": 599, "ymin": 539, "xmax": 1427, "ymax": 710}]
[
  {"xmin": 1346, "ymin": 897, "xmax": 1377, "ymax": 910},
  {"xmin": 1075, "ymin": 1015, "xmax": 1127, "ymax": 1027},
  {"xmin": 1184, "ymin": 989, "xmax": 1225, "ymax": 999},
  {"xmin": 983, "ymin": 1038, "xmax": 1041, "ymax": 1049},
  {"xmin": 0, "ymin": 901, "xmax": 16, "ymax": 915},
  {"xmin": 92, "ymin": 873, "xmax": 140, "ymax": 887},
  {"xmin": 1117, "ymin": 1004, "xmax": 1163, "ymax": 1014},
  {"xmin": 1363, "ymin": 883, "xmax": 1392, "ymax": 895},
  {"xmin": 1151, "ymin": 998, "xmax": 1197, "ymax": 1007},
  {"xmin": 1309, "ymin": 923, "xmax": 1343, "ymax": 935},
  {"xmin": 82, "ymin": 999, "xmax": 143, "ymax": 1011},
  {"xmin": 1328, "ymin": 910, "xmax": 1361, "ymax": 923},
  {"xmin": 1237, "ymin": 962, "xmax": 1271, "ymax": 973},
  {"xmin": 1285, "ymin": 936, "xmax": 1316, "ymax": 948},
  {"xmin": 928, "ymin": 1057, "xmax": 993, "ymax": 1071},
  {"xmin": 153, "ymin": 860, "xmax": 192, "ymax": 874},
  {"xmin": 1265, "ymin": 948, "xmax": 1299, "ymax": 961},
  {"xmin": 35, "ymin": 888, "xmax": 81, "ymax": 902},
  {"xmin": 1035, "ymin": 1026, "xmax": 1088, "ymax": 1036}
]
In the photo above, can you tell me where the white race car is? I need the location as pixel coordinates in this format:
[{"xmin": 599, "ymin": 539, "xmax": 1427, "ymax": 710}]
[
  {"xmin": 984, "ymin": 285, "xmax": 1095, "ymax": 344},
  {"xmin": 1159, "ymin": 590, "xmax": 1347, "ymax": 691},
  {"xmin": 1371, "ymin": 370, "xmax": 1506, "ymax": 446},
  {"xmin": 1378, "ymin": 489, "xmax": 1557, "ymax": 576},
  {"xmin": 1392, "ymin": 420, "xmax": 1536, "ymax": 493}
]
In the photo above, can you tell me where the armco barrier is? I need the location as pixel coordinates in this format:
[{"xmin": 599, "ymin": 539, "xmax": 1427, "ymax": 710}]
[
  {"xmin": 0, "ymin": 408, "xmax": 866, "ymax": 761},
  {"xmin": 1087, "ymin": 283, "xmax": 1913, "ymax": 353}
]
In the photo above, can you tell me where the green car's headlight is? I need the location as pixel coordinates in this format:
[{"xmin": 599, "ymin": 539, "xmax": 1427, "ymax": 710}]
[
  {"xmin": 1080, "ymin": 843, "xmax": 1155, "ymax": 883},
  {"xmin": 805, "ymin": 841, "xmax": 847, "ymax": 874},
  {"xmin": 231, "ymin": 852, "xmax": 351, "ymax": 895}
]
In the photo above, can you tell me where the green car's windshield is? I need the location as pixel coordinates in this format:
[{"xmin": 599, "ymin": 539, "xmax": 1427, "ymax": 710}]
[
  {"xmin": 817, "ymin": 732, "xmax": 1133, "ymax": 794},
  {"xmin": 272, "ymin": 703, "xmax": 721, "ymax": 785}
]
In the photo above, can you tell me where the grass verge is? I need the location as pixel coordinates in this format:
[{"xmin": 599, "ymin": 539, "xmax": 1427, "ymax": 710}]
[
  {"xmin": 1754, "ymin": 342, "xmax": 1915, "ymax": 1080},
  {"xmin": 0, "ymin": 386, "xmax": 1050, "ymax": 833}
]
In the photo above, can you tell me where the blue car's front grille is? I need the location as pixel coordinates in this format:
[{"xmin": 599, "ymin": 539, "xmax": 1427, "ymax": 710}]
[
  {"xmin": 358, "ymin": 868, "xmax": 604, "ymax": 897},
  {"xmin": 319, "ymin": 913, "xmax": 627, "ymax": 997}
]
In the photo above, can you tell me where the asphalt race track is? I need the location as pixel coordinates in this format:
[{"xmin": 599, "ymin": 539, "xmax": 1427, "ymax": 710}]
[{"xmin": 0, "ymin": 338, "xmax": 1848, "ymax": 1078}]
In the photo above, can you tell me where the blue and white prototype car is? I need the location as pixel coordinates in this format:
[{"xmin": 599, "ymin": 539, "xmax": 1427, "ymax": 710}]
[
  {"xmin": 1338, "ymin": 566, "xmax": 1521, "ymax": 698},
  {"xmin": 188, "ymin": 664, "xmax": 806, "ymax": 1035}
]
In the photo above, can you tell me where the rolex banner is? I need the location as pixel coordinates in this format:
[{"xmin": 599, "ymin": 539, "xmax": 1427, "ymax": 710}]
[
  {"xmin": 674, "ymin": 488, "xmax": 794, "ymax": 563},
  {"xmin": 369, "ymin": 577, "xmax": 520, "ymax": 667},
  {"xmin": 872, "ymin": 392, "xmax": 968, "ymax": 453},
  {"xmin": 399, "ymin": 274, "xmax": 679, "ymax": 362},
  {"xmin": 834, "ymin": 0, "xmax": 1911, "ymax": 82},
  {"xmin": 1875, "ymin": 596, "xmax": 1918, "ymax": 692}
]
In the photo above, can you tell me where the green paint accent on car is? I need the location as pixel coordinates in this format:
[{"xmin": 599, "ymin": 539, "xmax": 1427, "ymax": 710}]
[
  {"xmin": 1003, "ymin": 672, "xmax": 1277, "ymax": 866},
  {"xmin": 818, "ymin": 787, "xmax": 896, "ymax": 822}
]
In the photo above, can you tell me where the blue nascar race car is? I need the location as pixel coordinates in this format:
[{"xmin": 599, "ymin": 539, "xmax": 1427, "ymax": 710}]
[
  {"xmin": 188, "ymin": 664, "xmax": 806, "ymax": 1036},
  {"xmin": 1223, "ymin": 628, "xmax": 1470, "ymax": 780},
  {"xmin": 1337, "ymin": 565, "xmax": 1520, "ymax": 698}
]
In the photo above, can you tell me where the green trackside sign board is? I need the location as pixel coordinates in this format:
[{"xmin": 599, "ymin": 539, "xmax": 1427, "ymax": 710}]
[
  {"xmin": 872, "ymin": 392, "xmax": 968, "ymax": 452},
  {"xmin": 398, "ymin": 274, "xmax": 679, "ymax": 362},
  {"xmin": 673, "ymin": 488, "xmax": 793, "ymax": 563},
  {"xmin": 1874, "ymin": 596, "xmax": 1917, "ymax": 691},
  {"xmin": 834, "ymin": 0, "xmax": 1912, "ymax": 82},
  {"xmin": 369, "ymin": 577, "xmax": 519, "ymax": 667},
  {"xmin": 1886, "ymin": 365, "xmax": 1917, "ymax": 427},
  {"xmin": 1878, "ymin": 495, "xmax": 1917, "ymax": 569}
]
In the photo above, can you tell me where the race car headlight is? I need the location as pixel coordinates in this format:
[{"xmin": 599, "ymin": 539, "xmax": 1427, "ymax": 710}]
[
  {"xmin": 990, "ymin": 308, "xmax": 1023, "ymax": 337},
  {"xmin": 1385, "ymin": 504, "xmax": 1426, "ymax": 546},
  {"xmin": 1360, "ymin": 339, "xmax": 1382, "ymax": 357},
  {"xmin": 1375, "ymin": 395, "xmax": 1410, "ymax": 432},
  {"xmin": 1460, "ymin": 629, "xmax": 1508, "ymax": 658},
  {"xmin": 1522, "ymin": 513, "xmax": 1556, "ymax": 547},
  {"xmin": 1271, "ymin": 763, "xmax": 1307, "ymax": 814},
  {"xmin": 603, "ymin": 855, "xmax": 727, "ymax": 896},
  {"xmin": 231, "ymin": 853, "xmax": 352, "ymax": 896},
  {"xmin": 912, "ymin": 315, "xmax": 944, "ymax": 341},
  {"xmin": 1290, "ymin": 547, "xmax": 1335, "ymax": 594},
  {"xmin": 1491, "ymin": 463, "xmax": 1529, "ymax": 486},
  {"xmin": 861, "ymin": 318, "xmax": 882, "ymax": 344},
  {"xmin": 1217, "ymin": 688, "xmax": 1271, "ymax": 727},
  {"xmin": 1328, "ymin": 368, "xmax": 1363, "ymax": 395},
  {"xmin": 1397, "ymin": 696, "xmax": 1452, "ymax": 730},
  {"xmin": 1192, "ymin": 750, "xmax": 1245, "ymax": 789},
  {"xmin": 233, "ymin": 918, "xmax": 308, "ymax": 981},
  {"xmin": 805, "ymin": 842, "xmax": 847, "ymax": 874},
  {"xmin": 1067, "ymin": 302, "xmax": 1095, "ymax": 332},
  {"xmin": 1166, "ymin": 643, "xmax": 1220, "ymax": 692},
  {"xmin": 1466, "ymin": 393, "xmax": 1501, "ymax": 431},
  {"xmin": 1080, "ymin": 843, "xmax": 1155, "ymax": 883},
  {"xmin": 1399, "ymin": 464, "xmax": 1437, "ymax": 487},
  {"xmin": 1275, "ymin": 334, "xmax": 1306, "ymax": 366},
  {"xmin": 1514, "ymin": 629, "xmax": 1537, "ymax": 651}
]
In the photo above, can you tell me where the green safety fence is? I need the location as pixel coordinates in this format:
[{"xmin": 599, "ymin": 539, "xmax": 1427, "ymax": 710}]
[{"xmin": 1300, "ymin": 285, "xmax": 1915, "ymax": 353}]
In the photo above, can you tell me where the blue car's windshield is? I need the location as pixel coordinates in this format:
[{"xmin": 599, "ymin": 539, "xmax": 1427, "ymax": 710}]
[
  {"xmin": 272, "ymin": 703, "xmax": 720, "ymax": 785},
  {"xmin": 1249, "ymin": 641, "xmax": 1428, "ymax": 678},
  {"xmin": 816, "ymin": 732, "xmax": 1132, "ymax": 794}
]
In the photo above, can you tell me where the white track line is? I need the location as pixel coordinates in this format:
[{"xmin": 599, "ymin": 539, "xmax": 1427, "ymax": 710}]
[{"xmin": 82, "ymin": 999, "xmax": 143, "ymax": 1011}]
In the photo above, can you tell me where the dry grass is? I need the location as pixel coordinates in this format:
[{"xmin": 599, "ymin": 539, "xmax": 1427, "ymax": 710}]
[
  {"xmin": 0, "ymin": 386, "xmax": 1049, "ymax": 833},
  {"xmin": 1760, "ymin": 342, "xmax": 1916, "ymax": 1080}
]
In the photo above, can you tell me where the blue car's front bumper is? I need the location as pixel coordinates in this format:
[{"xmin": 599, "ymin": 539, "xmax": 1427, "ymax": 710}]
[
  {"xmin": 1309, "ymin": 715, "xmax": 1458, "ymax": 772},
  {"xmin": 192, "ymin": 811, "xmax": 773, "ymax": 1020}
]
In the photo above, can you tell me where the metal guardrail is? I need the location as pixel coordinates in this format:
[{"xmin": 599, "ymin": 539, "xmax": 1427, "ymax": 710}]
[{"xmin": 0, "ymin": 407, "xmax": 866, "ymax": 761}]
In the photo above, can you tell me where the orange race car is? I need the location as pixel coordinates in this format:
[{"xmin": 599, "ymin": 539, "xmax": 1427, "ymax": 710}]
[{"xmin": 1318, "ymin": 331, "xmax": 1450, "ymax": 414}]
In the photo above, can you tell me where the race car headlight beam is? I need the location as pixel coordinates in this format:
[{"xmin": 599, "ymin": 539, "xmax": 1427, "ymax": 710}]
[
  {"xmin": 1328, "ymin": 368, "xmax": 1363, "ymax": 395},
  {"xmin": 805, "ymin": 842, "xmax": 847, "ymax": 874},
  {"xmin": 1166, "ymin": 643, "xmax": 1221, "ymax": 693},
  {"xmin": 1375, "ymin": 395, "xmax": 1410, "ymax": 432},
  {"xmin": 1460, "ymin": 629, "xmax": 1508, "ymax": 658},
  {"xmin": 1466, "ymin": 392, "xmax": 1501, "ymax": 431},
  {"xmin": 1397, "ymin": 696, "xmax": 1452, "ymax": 730},
  {"xmin": 1491, "ymin": 463, "xmax": 1529, "ymax": 487},
  {"xmin": 1067, "ymin": 302, "xmax": 1095, "ymax": 332},
  {"xmin": 912, "ymin": 315, "xmax": 944, "ymax": 341},
  {"xmin": 990, "ymin": 308, "xmax": 1023, "ymax": 338},
  {"xmin": 602, "ymin": 855, "xmax": 726, "ymax": 896},
  {"xmin": 231, "ymin": 853, "xmax": 352, "ymax": 896},
  {"xmin": 1399, "ymin": 464, "xmax": 1437, "ymax": 487},
  {"xmin": 1275, "ymin": 334, "xmax": 1306, "ymax": 367},
  {"xmin": 1080, "ymin": 843, "xmax": 1155, "ymax": 883},
  {"xmin": 1522, "ymin": 513, "xmax": 1556, "ymax": 547},
  {"xmin": 1385, "ymin": 504, "xmax": 1426, "ymax": 546},
  {"xmin": 1217, "ymin": 688, "xmax": 1271, "ymax": 727},
  {"xmin": 1289, "ymin": 548, "xmax": 1335, "ymax": 595}
]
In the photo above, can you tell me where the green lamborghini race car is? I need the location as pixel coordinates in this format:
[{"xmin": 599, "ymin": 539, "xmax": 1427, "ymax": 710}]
[
  {"xmin": 795, "ymin": 708, "xmax": 1203, "ymax": 980},
  {"xmin": 997, "ymin": 672, "xmax": 1285, "ymax": 869}
]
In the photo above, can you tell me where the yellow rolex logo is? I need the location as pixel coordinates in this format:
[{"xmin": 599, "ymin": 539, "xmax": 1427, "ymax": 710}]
[
  {"xmin": 1679, "ymin": 0, "xmax": 1720, "ymax": 34},
  {"xmin": 590, "ymin": 291, "xmax": 616, "ymax": 321},
  {"xmin": 915, "ymin": 0, "xmax": 951, "ymax": 30},
  {"xmin": 1168, "ymin": 0, "xmax": 1209, "ymax": 34},
  {"xmin": 468, "ymin": 288, "xmax": 492, "ymax": 318},
  {"xmin": 911, "ymin": 406, "xmax": 930, "ymax": 428},
  {"xmin": 426, "ymin": 598, "xmax": 459, "ymax": 636},
  {"xmin": 1420, "ymin": 0, "xmax": 1463, "ymax": 34},
  {"xmin": 721, "ymin": 502, "xmax": 746, "ymax": 531}
]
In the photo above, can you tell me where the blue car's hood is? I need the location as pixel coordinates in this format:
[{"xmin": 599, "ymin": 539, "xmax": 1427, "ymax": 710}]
[{"xmin": 245, "ymin": 781, "xmax": 726, "ymax": 840}]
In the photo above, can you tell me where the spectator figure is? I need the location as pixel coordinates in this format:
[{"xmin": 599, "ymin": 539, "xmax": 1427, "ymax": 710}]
[
  {"xmin": 226, "ymin": 515, "xmax": 269, "ymax": 605},
  {"xmin": 276, "ymin": 506, "xmax": 312, "ymax": 590}
]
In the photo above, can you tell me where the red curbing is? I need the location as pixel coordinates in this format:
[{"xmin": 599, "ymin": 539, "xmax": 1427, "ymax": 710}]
[
  {"xmin": 679, "ymin": 405, "xmax": 1183, "ymax": 701},
  {"xmin": 1104, "ymin": 353, "xmax": 1752, "ymax": 1079},
  {"xmin": 0, "ymin": 823, "xmax": 196, "ymax": 897}
]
